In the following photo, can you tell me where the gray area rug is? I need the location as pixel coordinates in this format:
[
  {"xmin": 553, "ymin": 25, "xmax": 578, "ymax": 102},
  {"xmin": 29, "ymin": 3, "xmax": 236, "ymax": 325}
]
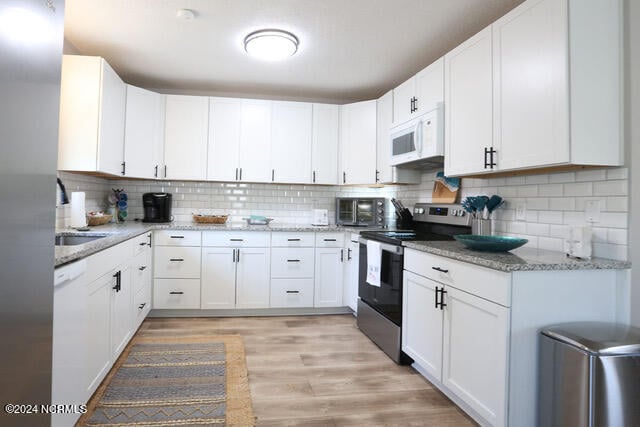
[{"xmin": 83, "ymin": 342, "xmax": 229, "ymax": 426}]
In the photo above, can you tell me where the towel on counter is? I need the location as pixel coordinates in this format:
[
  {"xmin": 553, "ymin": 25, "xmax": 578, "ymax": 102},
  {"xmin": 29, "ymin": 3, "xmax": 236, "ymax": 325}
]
[{"xmin": 366, "ymin": 240, "xmax": 381, "ymax": 287}]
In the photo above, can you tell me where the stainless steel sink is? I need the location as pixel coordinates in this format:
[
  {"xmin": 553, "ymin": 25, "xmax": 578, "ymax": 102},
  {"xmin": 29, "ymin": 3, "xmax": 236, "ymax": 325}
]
[{"xmin": 55, "ymin": 234, "xmax": 107, "ymax": 246}]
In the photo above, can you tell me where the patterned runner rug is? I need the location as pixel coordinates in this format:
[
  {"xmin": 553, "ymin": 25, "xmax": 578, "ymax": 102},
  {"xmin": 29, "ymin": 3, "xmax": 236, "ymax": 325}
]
[{"xmin": 78, "ymin": 335, "xmax": 255, "ymax": 426}]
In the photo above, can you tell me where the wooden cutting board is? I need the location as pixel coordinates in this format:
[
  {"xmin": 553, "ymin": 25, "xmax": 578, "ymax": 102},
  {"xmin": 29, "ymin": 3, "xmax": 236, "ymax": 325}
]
[{"xmin": 432, "ymin": 180, "xmax": 459, "ymax": 203}]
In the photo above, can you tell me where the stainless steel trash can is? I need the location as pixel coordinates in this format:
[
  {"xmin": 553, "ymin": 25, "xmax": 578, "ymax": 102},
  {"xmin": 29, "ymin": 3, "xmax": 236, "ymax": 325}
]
[{"xmin": 539, "ymin": 322, "xmax": 640, "ymax": 427}]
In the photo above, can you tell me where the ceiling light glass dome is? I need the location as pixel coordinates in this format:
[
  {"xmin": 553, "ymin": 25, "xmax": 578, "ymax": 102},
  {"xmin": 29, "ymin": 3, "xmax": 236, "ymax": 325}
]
[{"xmin": 244, "ymin": 29, "xmax": 298, "ymax": 61}]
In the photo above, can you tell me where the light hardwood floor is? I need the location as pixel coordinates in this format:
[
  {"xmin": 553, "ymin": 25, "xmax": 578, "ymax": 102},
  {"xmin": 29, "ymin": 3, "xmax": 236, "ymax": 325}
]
[{"xmin": 128, "ymin": 315, "xmax": 477, "ymax": 426}]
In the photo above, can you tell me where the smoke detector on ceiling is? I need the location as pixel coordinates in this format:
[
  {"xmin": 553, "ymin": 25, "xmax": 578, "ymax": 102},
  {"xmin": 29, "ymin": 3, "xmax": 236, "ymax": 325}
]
[{"xmin": 176, "ymin": 9, "xmax": 196, "ymax": 20}]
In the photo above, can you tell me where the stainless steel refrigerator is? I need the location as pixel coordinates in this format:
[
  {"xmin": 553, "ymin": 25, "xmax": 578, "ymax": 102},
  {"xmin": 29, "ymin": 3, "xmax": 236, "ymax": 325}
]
[{"xmin": 0, "ymin": 1, "xmax": 64, "ymax": 426}]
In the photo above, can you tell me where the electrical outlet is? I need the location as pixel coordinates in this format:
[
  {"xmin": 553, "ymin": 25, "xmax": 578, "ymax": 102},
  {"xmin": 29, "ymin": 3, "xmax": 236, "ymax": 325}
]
[
  {"xmin": 515, "ymin": 202, "xmax": 526, "ymax": 221},
  {"xmin": 585, "ymin": 200, "xmax": 601, "ymax": 223}
]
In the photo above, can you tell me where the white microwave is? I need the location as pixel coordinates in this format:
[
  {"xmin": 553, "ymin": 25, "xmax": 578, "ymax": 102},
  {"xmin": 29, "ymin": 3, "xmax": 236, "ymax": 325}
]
[{"xmin": 389, "ymin": 104, "xmax": 443, "ymax": 166}]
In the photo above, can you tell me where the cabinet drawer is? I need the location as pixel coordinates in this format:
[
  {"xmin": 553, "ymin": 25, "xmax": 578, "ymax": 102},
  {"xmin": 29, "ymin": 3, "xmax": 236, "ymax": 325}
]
[
  {"xmin": 270, "ymin": 279, "xmax": 314, "ymax": 308},
  {"xmin": 202, "ymin": 231, "xmax": 270, "ymax": 247},
  {"xmin": 315, "ymin": 232, "xmax": 345, "ymax": 247},
  {"xmin": 154, "ymin": 230, "xmax": 201, "ymax": 246},
  {"xmin": 132, "ymin": 232, "xmax": 152, "ymax": 256},
  {"xmin": 131, "ymin": 250, "xmax": 151, "ymax": 292},
  {"xmin": 271, "ymin": 232, "xmax": 315, "ymax": 247},
  {"xmin": 154, "ymin": 246, "xmax": 201, "ymax": 278},
  {"xmin": 271, "ymin": 248, "xmax": 315, "ymax": 278},
  {"xmin": 153, "ymin": 279, "xmax": 201, "ymax": 309},
  {"xmin": 405, "ymin": 249, "xmax": 511, "ymax": 306},
  {"xmin": 133, "ymin": 286, "xmax": 151, "ymax": 328}
]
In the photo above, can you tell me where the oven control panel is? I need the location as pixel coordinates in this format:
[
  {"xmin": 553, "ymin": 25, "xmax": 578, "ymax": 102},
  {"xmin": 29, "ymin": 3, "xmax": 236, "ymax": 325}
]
[{"xmin": 413, "ymin": 203, "xmax": 469, "ymax": 226}]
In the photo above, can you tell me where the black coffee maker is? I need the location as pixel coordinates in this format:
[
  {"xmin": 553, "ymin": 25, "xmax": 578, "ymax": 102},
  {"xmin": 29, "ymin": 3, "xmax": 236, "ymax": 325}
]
[{"xmin": 142, "ymin": 193, "xmax": 172, "ymax": 223}]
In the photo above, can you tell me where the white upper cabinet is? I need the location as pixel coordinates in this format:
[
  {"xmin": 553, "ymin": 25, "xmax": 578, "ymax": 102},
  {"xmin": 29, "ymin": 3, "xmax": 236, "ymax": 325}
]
[
  {"xmin": 207, "ymin": 97, "xmax": 242, "ymax": 182},
  {"xmin": 123, "ymin": 85, "xmax": 165, "ymax": 179},
  {"xmin": 339, "ymin": 100, "xmax": 377, "ymax": 185},
  {"xmin": 239, "ymin": 99, "xmax": 272, "ymax": 182},
  {"xmin": 58, "ymin": 55, "xmax": 126, "ymax": 176},
  {"xmin": 163, "ymin": 95, "xmax": 209, "ymax": 180},
  {"xmin": 444, "ymin": 27, "xmax": 494, "ymax": 177},
  {"xmin": 271, "ymin": 101, "xmax": 313, "ymax": 183},
  {"xmin": 392, "ymin": 57, "xmax": 444, "ymax": 126},
  {"xmin": 311, "ymin": 104, "xmax": 340, "ymax": 185},
  {"xmin": 376, "ymin": 91, "xmax": 420, "ymax": 184},
  {"xmin": 445, "ymin": 0, "xmax": 623, "ymax": 177},
  {"xmin": 494, "ymin": 0, "xmax": 622, "ymax": 171}
]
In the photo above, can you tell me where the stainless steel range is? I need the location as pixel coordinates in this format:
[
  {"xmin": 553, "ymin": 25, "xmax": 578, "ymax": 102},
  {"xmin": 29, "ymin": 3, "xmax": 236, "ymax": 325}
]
[{"xmin": 356, "ymin": 203, "xmax": 471, "ymax": 364}]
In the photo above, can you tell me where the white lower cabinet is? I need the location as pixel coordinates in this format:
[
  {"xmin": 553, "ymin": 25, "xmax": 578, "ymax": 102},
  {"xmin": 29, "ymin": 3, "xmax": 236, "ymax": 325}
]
[
  {"xmin": 342, "ymin": 234, "xmax": 360, "ymax": 312},
  {"xmin": 403, "ymin": 248, "xmax": 623, "ymax": 427},
  {"xmin": 200, "ymin": 232, "xmax": 271, "ymax": 309},
  {"xmin": 110, "ymin": 264, "xmax": 133, "ymax": 358},
  {"xmin": 402, "ymin": 271, "xmax": 443, "ymax": 380},
  {"xmin": 270, "ymin": 232, "xmax": 316, "ymax": 308},
  {"xmin": 270, "ymin": 279, "xmax": 314, "ymax": 308},
  {"xmin": 154, "ymin": 279, "xmax": 202, "ymax": 309},
  {"xmin": 201, "ymin": 247, "xmax": 237, "ymax": 309},
  {"xmin": 314, "ymin": 246, "xmax": 344, "ymax": 307},
  {"xmin": 154, "ymin": 231, "xmax": 202, "ymax": 309},
  {"xmin": 442, "ymin": 286, "xmax": 509, "ymax": 427},
  {"xmin": 236, "ymin": 247, "xmax": 271, "ymax": 308},
  {"xmin": 85, "ymin": 271, "xmax": 113, "ymax": 397}
]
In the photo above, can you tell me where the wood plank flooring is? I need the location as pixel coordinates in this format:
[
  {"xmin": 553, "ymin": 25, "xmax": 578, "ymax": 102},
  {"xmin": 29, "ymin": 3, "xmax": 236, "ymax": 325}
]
[{"xmin": 124, "ymin": 315, "xmax": 477, "ymax": 426}]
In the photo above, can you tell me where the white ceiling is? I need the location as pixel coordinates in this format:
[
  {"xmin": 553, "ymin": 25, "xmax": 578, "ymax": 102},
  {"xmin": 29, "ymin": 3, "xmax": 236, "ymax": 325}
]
[{"xmin": 64, "ymin": 0, "xmax": 524, "ymax": 103}]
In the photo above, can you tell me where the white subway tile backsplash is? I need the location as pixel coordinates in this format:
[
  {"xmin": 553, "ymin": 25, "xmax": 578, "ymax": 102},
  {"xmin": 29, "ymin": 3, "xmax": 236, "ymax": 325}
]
[
  {"xmin": 593, "ymin": 180, "xmax": 628, "ymax": 197},
  {"xmin": 549, "ymin": 172, "xmax": 575, "ymax": 183},
  {"xmin": 575, "ymin": 169, "xmax": 606, "ymax": 182},
  {"xmin": 538, "ymin": 183, "xmax": 563, "ymax": 197},
  {"xmin": 57, "ymin": 165, "xmax": 628, "ymax": 260},
  {"xmin": 606, "ymin": 196, "xmax": 628, "ymax": 212},
  {"xmin": 563, "ymin": 182, "xmax": 593, "ymax": 197},
  {"xmin": 606, "ymin": 167, "xmax": 628, "ymax": 180}
]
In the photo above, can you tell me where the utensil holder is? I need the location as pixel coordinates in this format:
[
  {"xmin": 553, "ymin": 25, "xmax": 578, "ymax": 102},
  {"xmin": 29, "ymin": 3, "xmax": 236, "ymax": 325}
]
[{"xmin": 472, "ymin": 219, "xmax": 492, "ymax": 236}]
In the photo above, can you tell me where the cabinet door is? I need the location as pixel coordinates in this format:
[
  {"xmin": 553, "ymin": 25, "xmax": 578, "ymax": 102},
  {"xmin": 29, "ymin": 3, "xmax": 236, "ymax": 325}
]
[
  {"xmin": 392, "ymin": 77, "xmax": 416, "ymax": 126},
  {"xmin": 124, "ymin": 85, "xmax": 165, "ymax": 179},
  {"xmin": 97, "ymin": 59, "xmax": 127, "ymax": 176},
  {"xmin": 314, "ymin": 247, "xmax": 344, "ymax": 307},
  {"xmin": 339, "ymin": 100, "xmax": 377, "ymax": 185},
  {"xmin": 376, "ymin": 91, "xmax": 394, "ymax": 184},
  {"xmin": 493, "ymin": 0, "xmax": 569, "ymax": 171},
  {"xmin": 208, "ymin": 97, "xmax": 241, "ymax": 181},
  {"xmin": 442, "ymin": 286, "xmax": 509, "ymax": 427},
  {"xmin": 271, "ymin": 101, "xmax": 312, "ymax": 183},
  {"xmin": 239, "ymin": 100, "xmax": 272, "ymax": 182},
  {"xmin": 201, "ymin": 247, "xmax": 237, "ymax": 309},
  {"xmin": 235, "ymin": 247, "xmax": 271, "ymax": 308},
  {"xmin": 311, "ymin": 104, "xmax": 339, "ymax": 185},
  {"xmin": 85, "ymin": 273, "xmax": 113, "ymax": 397},
  {"xmin": 342, "ymin": 238, "xmax": 360, "ymax": 312},
  {"xmin": 444, "ymin": 27, "xmax": 494, "ymax": 176},
  {"xmin": 164, "ymin": 95, "xmax": 209, "ymax": 180},
  {"xmin": 111, "ymin": 265, "xmax": 132, "ymax": 359},
  {"xmin": 402, "ymin": 271, "xmax": 443, "ymax": 381},
  {"xmin": 415, "ymin": 57, "xmax": 444, "ymax": 115}
]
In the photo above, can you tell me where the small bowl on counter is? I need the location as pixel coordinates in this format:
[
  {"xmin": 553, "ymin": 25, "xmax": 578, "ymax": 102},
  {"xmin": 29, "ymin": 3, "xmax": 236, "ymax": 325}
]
[
  {"xmin": 242, "ymin": 217, "xmax": 274, "ymax": 225},
  {"xmin": 454, "ymin": 234, "xmax": 528, "ymax": 252}
]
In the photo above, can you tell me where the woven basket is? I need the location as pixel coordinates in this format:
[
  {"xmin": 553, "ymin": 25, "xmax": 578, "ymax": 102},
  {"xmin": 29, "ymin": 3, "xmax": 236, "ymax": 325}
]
[
  {"xmin": 193, "ymin": 214, "xmax": 228, "ymax": 224},
  {"xmin": 86, "ymin": 214, "xmax": 112, "ymax": 226}
]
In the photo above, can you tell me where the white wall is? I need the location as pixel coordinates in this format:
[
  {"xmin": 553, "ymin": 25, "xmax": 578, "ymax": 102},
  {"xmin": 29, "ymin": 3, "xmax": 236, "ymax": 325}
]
[{"xmin": 627, "ymin": 0, "xmax": 640, "ymax": 326}]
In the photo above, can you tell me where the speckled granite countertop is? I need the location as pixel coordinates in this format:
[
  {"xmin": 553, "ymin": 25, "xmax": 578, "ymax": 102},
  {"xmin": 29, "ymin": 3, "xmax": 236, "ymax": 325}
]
[
  {"xmin": 55, "ymin": 221, "xmax": 378, "ymax": 267},
  {"xmin": 403, "ymin": 240, "xmax": 630, "ymax": 272}
]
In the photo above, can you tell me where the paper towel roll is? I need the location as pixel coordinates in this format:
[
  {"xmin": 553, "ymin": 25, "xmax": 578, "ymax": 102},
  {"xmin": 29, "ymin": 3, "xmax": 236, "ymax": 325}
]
[{"xmin": 70, "ymin": 192, "xmax": 87, "ymax": 228}]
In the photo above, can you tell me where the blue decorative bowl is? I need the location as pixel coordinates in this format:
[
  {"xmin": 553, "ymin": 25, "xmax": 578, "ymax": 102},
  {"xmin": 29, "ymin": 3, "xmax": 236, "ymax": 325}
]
[{"xmin": 454, "ymin": 235, "xmax": 528, "ymax": 252}]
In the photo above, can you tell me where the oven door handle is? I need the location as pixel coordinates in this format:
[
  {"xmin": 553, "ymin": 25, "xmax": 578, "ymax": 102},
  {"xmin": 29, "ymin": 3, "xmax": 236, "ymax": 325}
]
[{"xmin": 358, "ymin": 237, "xmax": 404, "ymax": 255}]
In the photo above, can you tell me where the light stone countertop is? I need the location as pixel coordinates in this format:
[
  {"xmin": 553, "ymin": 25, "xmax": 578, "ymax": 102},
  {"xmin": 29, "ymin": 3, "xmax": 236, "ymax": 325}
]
[
  {"xmin": 403, "ymin": 240, "xmax": 631, "ymax": 272},
  {"xmin": 55, "ymin": 221, "xmax": 380, "ymax": 267}
]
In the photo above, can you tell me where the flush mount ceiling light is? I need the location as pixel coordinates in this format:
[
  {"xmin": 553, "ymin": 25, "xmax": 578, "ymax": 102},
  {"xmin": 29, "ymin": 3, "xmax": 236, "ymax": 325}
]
[{"xmin": 243, "ymin": 29, "xmax": 298, "ymax": 61}]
